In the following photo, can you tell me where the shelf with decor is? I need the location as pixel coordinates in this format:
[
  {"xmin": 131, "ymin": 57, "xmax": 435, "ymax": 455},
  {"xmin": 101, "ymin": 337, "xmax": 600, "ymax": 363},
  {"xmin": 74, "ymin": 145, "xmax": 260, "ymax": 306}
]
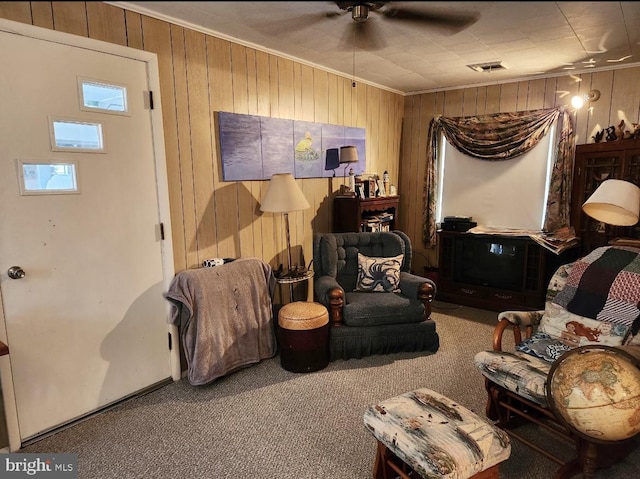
[
  {"xmin": 332, "ymin": 196, "xmax": 399, "ymax": 233},
  {"xmin": 570, "ymin": 138, "xmax": 640, "ymax": 254}
]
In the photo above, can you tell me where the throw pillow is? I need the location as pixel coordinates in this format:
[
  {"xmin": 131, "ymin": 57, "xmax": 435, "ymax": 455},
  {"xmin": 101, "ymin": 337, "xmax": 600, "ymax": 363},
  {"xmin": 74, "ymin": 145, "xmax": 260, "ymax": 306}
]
[
  {"xmin": 515, "ymin": 331, "xmax": 571, "ymax": 363},
  {"xmin": 539, "ymin": 301, "xmax": 630, "ymax": 347},
  {"xmin": 355, "ymin": 253, "xmax": 403, "ymax": 293}
]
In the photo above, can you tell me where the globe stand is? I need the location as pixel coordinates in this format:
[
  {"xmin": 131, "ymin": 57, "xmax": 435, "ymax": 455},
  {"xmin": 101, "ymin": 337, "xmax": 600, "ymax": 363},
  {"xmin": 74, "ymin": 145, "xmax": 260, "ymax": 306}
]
[{"xmin": 547, "ymin": 345, "xmax": 640, "ymax": 479}]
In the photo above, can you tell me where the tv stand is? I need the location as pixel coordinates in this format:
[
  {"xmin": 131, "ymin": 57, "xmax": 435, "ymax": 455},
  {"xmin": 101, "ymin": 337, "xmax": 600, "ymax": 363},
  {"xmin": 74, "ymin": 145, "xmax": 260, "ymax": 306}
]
[{"xmin": 437, "ymin": 231, "xmax": 578, "ymax": 312}]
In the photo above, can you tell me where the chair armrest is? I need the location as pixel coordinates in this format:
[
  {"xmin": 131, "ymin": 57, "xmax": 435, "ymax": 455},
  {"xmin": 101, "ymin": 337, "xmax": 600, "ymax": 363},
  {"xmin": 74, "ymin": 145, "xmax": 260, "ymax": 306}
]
[
  {"xmin": 493, "ymin": 310, "xmax": 544, "ymax": 352},
  {"xmin": 314, "ymin": 275, "xmax": 345, "ymax": 325},
  {"xmin": 399, "ymin": 271, "xmax": 437, "ymax": 299},
  {"xmin": 399, "ymin": 272, "xmax": 436, "ymax": 320},
  {"xmin": 314, "ymin": 275, "xmax": 343, "ymax": 302}
]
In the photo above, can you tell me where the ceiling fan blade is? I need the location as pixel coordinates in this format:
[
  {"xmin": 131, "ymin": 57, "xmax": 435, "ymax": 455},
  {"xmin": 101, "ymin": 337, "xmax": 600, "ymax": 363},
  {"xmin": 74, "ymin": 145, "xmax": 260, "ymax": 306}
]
[
  {"xmin": 356, "ymin": 21, "xmax": 386, "ymax": 51},
  {"xmin": 381, "ymin": 6, "xmax": 480, "ymax": 34},
  {"xmin": 338, "ymin": 21, "xmax": 386, "ymax": 52},
  {"xmin": 253, "ymin": 11, "xmax": 341, "ymax": 36}
]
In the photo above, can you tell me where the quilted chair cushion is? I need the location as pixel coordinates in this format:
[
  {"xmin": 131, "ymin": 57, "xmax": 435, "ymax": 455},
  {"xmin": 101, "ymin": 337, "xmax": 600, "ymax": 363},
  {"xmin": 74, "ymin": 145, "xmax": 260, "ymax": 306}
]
[
  {"xmin": 474, "ymin": 350, "xmax": 552, "ymax": 407},
  {"xmin": 552, "ymin": 246, "xmax": 640, "ymax": 325}
]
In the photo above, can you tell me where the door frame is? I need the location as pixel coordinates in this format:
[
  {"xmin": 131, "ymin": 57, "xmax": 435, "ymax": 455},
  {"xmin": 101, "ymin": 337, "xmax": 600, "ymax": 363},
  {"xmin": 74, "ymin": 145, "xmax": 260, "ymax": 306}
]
[{"xmin": 0, "ymin": 18, "xmax": 179, "ymax": 451}]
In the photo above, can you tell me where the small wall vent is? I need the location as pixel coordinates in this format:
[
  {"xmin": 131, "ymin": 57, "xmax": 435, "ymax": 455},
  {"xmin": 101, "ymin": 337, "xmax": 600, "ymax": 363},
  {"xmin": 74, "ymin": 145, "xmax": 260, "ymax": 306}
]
[{"xmin": 467, "ymin": 61, "xmax": 507, "ymax": 73}]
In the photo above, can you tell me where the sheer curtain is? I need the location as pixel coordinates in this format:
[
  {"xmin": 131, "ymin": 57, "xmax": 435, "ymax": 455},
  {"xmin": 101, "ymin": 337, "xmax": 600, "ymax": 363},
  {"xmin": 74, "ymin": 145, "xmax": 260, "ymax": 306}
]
[{"xmin": 422, "ymin": 108, "xmax": 575, "ymax": 248}]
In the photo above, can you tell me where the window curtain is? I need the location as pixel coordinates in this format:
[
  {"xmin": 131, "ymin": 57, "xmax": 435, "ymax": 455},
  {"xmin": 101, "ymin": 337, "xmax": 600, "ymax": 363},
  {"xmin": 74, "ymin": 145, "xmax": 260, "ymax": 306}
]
[{"xmin": 422, "ymin": 107, "xmax": 575, "ymax": 248}]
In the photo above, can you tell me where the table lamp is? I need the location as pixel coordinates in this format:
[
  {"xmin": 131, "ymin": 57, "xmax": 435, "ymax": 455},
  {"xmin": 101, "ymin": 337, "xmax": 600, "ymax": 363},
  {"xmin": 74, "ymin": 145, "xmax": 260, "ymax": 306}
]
[
  {"xmin": 325, "ymin": 148, "xmax": 340, "ymax": 177},
  {"xmin": 260, "ymin": 173, "xmax": 310, "ymax": 276},
  {"xmin": 339, "ymin": 145, "xmax": 359, "ymax": 185}
]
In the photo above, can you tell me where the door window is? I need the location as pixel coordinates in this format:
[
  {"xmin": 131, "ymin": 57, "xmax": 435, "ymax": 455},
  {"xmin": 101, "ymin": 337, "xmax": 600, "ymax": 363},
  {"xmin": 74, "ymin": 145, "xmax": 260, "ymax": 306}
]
[
  {"xmin": 78, "ymin": 77, "xmax": 128, "ymax": 115},
  {"xmin": 16, "ymin": 159, "xmax": 79, "ymax": 195},
  {"xmin": 49, "ymin": 117, "xmax": 105, "ymax": 153}
]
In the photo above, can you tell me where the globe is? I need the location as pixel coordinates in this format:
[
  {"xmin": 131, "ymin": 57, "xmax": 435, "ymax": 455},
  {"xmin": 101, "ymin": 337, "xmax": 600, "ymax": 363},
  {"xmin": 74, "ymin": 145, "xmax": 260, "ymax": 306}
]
[{"xmin": 547, "ymin": 346, "xmax": 640, "ymax": 442}]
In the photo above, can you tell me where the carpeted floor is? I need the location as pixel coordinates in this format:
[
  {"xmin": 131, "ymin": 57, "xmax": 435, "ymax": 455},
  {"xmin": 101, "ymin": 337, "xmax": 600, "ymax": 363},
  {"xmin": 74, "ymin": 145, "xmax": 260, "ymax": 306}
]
[{"xmin": 21, "ymin": 301, "xmax": 640, "ymax": 478}]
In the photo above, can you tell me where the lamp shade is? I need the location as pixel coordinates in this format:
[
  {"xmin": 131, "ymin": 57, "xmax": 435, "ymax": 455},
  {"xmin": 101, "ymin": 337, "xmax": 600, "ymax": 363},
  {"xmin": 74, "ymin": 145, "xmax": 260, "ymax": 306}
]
[
  {"xmin": 582, "ymin": 179, "xmax": 640, "ymax": 226},
  {"xmin": 325, "ymin": 148, "xmax": 340, "ymax": 171},
  {"xmin": 339, "ymin": 145, "xmax": 359, "ymax": 164},
  {"xmin": 260, "ymin": 173, "xmax": 310, "ymax": 213}
]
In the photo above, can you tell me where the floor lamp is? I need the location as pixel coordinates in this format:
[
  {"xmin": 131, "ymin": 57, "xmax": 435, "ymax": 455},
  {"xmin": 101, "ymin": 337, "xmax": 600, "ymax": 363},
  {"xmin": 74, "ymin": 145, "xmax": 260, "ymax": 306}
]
[
  {"xmin": 582, "ymin": 179, "xmax": 640, "ymax": 225},
  {"xmin": 260, "ymin": 173, "xmax": 310, "ymax": 278},
  {"xmin": 582, "ymin": 178, "xmax": 640, "ymax": 245}
]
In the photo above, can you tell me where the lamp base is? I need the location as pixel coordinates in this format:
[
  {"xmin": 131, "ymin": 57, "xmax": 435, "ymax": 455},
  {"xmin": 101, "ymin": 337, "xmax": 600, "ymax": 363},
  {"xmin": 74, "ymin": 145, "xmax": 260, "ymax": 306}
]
[{"xmin": 338, "ymin": 184, "xmax": 356, "ymax": 196}]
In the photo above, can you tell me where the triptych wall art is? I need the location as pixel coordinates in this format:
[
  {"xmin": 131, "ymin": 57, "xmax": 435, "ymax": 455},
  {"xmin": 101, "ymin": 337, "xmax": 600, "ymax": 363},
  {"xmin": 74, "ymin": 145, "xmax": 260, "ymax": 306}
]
[{"xmin": 217, "ymin": 111, "xmax": 366, "ymax": 181}]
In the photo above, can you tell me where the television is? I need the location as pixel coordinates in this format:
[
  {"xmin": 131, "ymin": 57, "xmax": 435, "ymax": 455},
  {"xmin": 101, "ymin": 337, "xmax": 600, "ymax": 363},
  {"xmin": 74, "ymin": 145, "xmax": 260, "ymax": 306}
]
[{"xmin": 453, "ymin": 235, "xmax": 526, "ymax": 291}]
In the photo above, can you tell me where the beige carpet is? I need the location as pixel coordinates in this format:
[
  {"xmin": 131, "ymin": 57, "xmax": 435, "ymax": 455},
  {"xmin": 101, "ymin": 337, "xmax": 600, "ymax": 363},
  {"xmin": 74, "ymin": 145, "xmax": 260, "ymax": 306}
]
[{"xmin": 21, "ymin": 301, "xmax": 640, "ymax": 478}]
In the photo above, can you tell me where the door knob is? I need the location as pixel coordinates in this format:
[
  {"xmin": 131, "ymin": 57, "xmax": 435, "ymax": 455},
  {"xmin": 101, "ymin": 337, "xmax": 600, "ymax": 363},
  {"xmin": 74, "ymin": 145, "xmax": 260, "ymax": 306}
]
[{"xmin": 8, "ymin": 266, "xmax": 25, "ymax": 279}]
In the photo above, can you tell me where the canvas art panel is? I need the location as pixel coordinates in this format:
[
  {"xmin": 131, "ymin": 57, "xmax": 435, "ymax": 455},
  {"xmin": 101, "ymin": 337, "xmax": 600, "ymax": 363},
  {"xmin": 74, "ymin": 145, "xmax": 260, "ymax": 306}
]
[{"xmin": 218, "ymin": 111, "xmax": 366, "ymax": 181}]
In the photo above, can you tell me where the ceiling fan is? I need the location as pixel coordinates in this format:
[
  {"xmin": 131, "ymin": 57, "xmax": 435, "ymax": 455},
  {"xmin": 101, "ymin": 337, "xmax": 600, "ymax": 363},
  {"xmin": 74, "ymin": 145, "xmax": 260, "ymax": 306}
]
[
  {"xmin": 259, "ymin": 2, "xmax": 480, "ymax": 51},
  {"xmin": 327, "ymin": 2, "xmax": 480, "ymax": 50}
]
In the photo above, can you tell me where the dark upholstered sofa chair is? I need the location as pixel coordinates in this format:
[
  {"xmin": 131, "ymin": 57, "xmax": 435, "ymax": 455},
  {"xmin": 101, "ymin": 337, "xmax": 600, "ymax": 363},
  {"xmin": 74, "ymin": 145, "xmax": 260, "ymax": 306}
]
[{"xmin": 313, "ymin": 231, "xmax": 439, "ymax": 361}]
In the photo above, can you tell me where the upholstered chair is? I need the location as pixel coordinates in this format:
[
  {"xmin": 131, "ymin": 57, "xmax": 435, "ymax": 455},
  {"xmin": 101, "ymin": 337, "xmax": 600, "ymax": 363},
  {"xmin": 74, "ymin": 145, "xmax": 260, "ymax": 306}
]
[
  {"xmin": 313, "ymin": 231, "xmax": 438, "ymax": 361},
  {"xmin": 474, "ymin": 245, "xmax": 640, "ymax": 478}
]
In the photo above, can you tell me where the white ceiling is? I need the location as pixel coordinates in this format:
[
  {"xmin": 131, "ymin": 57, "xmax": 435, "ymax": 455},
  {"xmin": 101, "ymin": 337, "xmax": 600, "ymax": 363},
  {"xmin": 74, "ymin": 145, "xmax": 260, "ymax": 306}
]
[{"xmin": 114, "ymin": 1, "xmax": 640, "ymax": 95}]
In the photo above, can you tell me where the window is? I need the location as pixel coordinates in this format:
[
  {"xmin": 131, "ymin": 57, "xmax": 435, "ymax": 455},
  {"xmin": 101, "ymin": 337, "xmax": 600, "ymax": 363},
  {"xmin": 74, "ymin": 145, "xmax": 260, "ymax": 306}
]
[
  {"xmin": 436, "ymin": 124, "xmax": 556, "ymax": 231},
  {"xmin": 78, "ymin": 77, "xmax": 128, "ymax": 115},
  {"xmin": 49, "ymin": 117, "xmax": 105, "ymax": 153},
  {"xmin": 17, "ymin": 159, "xmax": 79, "ymax": 195}
]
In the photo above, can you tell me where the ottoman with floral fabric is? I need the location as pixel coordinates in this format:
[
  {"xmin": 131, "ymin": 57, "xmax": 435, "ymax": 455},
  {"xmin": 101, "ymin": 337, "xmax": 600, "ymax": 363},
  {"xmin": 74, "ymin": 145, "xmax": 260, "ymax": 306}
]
[{"xmin": 363, "ymin": 388, "xmax": 511, "ymax": 479}]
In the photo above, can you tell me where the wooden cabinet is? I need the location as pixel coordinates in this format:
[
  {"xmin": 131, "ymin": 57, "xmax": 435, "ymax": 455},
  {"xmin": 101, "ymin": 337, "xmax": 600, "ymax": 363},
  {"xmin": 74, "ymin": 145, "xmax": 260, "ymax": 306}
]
[
  {"xmin": 332, "ymin": 196, "xmax": 399, "ymax": 233},
  {"xmin": 436, "ymin": 231, "xmax": 578, "ymax": 312},
  {"xmin": 571, "ymin": 139, "xmax": 640, "ymax": 254}
]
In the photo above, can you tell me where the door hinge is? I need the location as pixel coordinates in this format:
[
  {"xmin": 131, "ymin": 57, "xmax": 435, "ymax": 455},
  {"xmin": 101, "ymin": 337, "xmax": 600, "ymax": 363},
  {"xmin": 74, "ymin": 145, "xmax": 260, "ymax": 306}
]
[
  {"xmin": 168, "ymin": 332, "xmax": 172, "ymax": 351},
  {"xmin": 160, "ymin": 222, "xmax": 165, "ymax": 240},
  {"xmin": 149, "ymin": 91, "xmax": 154, "ymax": 110}
]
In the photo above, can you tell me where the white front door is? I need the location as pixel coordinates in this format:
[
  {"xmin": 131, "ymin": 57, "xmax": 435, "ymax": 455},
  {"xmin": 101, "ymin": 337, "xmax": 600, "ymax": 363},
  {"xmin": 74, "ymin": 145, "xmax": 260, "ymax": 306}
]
[{"xmin": 0, "ymin": 20, "xmax": 175, "ymax": 446}]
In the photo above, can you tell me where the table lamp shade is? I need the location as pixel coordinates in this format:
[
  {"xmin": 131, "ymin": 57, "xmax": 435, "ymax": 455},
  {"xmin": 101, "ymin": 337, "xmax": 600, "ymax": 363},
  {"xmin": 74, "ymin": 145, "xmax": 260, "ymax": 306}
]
[
  {"xmin": 260, "ymin": 173, "xmax": 310, "ymax": 213},
  {"xmin": 339, "ymin": 146, "xmax": 359, "ymax": 164},
  {"xmin": 325, "ymin": 148, "xmax": 340, "ymax": 173},
  {"xmin": 582, "ymin": 179, "xmax": 640, "ymax": 226}
]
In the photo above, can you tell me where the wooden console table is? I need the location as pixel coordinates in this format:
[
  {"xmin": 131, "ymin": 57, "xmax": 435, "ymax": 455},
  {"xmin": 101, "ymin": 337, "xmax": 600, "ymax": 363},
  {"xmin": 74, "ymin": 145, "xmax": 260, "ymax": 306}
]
[{"xmin": 437, "ymin": 231, "xmax": 578, "ymax": 311}]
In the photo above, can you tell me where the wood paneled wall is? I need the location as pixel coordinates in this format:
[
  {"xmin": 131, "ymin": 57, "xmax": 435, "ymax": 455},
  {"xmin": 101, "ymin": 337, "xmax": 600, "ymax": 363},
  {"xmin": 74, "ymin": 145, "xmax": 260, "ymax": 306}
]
[
  {"xmin": 0, "ymin": 2, "xmax": 403, "ymax": 284},
  {"xmin": 400, "ymin": 68, "xmax": 640, "ymax": 273},
  {"xmin": 2, "ymin": 2, "xmax": 639, "ymax": 282}
]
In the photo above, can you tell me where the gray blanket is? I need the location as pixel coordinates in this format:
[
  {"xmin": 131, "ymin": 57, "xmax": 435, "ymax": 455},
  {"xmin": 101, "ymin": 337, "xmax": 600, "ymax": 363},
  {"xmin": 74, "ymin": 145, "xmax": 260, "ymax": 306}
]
[{"xmin": 164, "ymin": 258, "xmax": 277, "ymax": 386}]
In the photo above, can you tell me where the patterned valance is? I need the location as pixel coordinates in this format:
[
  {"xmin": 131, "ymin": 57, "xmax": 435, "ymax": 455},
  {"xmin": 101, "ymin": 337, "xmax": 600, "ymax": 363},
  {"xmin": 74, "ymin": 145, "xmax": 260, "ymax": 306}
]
[{"xmin": 422, "ymin": 108, "xmax": 575, "ymax": 248}]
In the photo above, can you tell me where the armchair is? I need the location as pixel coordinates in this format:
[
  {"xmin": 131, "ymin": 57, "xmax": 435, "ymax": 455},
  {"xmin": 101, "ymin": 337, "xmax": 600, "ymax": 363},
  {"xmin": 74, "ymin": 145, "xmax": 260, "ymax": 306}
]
[
  {"xmin": 313, "ymin": 231, "xmax": 439, "ymax": 361},
  {"xmin": 474, "ymin": 245, "xmax": 640, "ymax": 478}
]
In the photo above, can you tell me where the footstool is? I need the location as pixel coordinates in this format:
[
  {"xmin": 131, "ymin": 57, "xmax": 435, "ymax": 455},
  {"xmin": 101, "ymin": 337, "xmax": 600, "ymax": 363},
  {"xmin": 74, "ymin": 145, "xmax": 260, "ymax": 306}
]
[
  {"xmin": 277, "ymin": 301, "xmax": 329, "ymax": 373},
  {"xmin": 364, "ymin": 388, "xmax": 511, "ymax": 479}
]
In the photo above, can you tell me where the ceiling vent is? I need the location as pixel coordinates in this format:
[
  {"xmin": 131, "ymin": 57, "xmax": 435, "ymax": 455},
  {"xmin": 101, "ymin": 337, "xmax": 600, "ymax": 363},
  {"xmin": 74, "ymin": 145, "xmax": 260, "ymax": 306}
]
[{"xmin": 467, "ymin": 61, "xmax": 507, "ymax": 73}]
